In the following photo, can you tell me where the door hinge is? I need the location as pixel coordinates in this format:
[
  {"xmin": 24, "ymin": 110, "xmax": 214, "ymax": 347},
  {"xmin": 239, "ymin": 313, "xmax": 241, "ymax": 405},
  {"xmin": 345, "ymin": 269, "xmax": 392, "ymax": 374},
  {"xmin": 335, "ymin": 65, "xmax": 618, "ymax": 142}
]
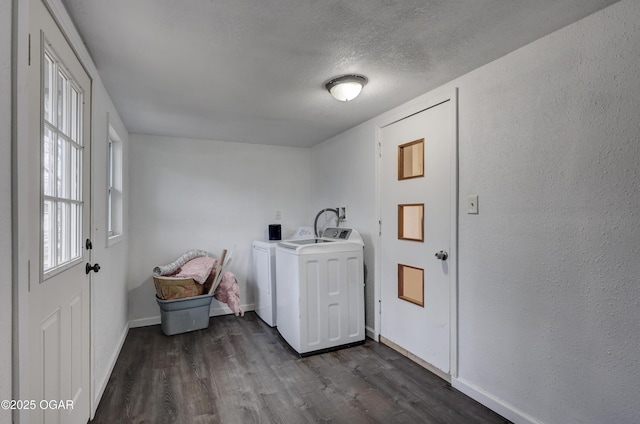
[
  {"xmin": 28, "ymin": 34, "xmax": 31, "ymax": 66},
  {"xmin": 378, "ymin": 141, "xmax": 382, "ymax": 158},
  {"xmin": 379, "ymin": 299, "xmax": 382, "ymax": 314},
  {"xmin": 27, "ymin": 260, "xmax": 31, "ymax": 293},
  {"xmin": 378, "ymin": 220, "xmax": 382, "ymax": 236}
]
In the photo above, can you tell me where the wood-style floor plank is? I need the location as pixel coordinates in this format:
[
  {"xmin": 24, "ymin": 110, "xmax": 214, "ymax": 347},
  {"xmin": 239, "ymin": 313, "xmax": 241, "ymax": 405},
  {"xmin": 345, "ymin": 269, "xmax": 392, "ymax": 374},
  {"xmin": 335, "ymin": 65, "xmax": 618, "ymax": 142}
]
[{"xmin": 91, "ymin": 312, "xmax": 510, "ymax": 424}]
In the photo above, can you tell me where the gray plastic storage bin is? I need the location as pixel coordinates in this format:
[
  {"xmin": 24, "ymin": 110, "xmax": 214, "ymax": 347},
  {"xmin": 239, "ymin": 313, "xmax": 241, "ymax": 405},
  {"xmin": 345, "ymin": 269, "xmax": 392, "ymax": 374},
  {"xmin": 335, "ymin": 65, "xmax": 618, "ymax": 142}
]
[{"xmin": 156, "ymin": 294, "xmax": 213, "ymax": 336}]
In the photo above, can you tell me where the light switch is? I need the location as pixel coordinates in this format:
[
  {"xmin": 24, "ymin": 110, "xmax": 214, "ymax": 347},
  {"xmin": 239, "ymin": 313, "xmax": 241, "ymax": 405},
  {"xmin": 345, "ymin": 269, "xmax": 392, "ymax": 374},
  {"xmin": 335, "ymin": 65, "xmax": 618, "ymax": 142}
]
[{"xmin": 467, "ymin": 195, "xmax": 479, "ymax": 214}]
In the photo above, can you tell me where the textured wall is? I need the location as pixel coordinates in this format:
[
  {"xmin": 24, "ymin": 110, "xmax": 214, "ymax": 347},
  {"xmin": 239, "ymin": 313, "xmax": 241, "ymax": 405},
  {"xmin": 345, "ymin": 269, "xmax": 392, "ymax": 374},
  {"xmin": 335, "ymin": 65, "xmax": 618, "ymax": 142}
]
[
  {"xmin": 310, "ymin": 124, "xmax": 377, "ymax": 331},
  {"xmin": 127, "ymin": 135, "xmax": 311, "ymax": 324},
  {"xmin": 0, "ymin": 1, "xmax": 12, "ymax": 423},
  {"xmin": 454, "ymin": 1, "xmax": 640, "ymax": 422},
  {"xmin": 311, "ymin": 1, "xmax": 640, "ymax": 422}
]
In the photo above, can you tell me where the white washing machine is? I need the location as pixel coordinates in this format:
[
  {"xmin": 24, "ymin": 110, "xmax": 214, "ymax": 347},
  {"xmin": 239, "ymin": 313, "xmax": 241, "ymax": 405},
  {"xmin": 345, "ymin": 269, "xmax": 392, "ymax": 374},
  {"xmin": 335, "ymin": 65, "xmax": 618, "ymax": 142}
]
[{"xmin": 276, "ymin": 227, "xmax": 365, "ymax": 355}]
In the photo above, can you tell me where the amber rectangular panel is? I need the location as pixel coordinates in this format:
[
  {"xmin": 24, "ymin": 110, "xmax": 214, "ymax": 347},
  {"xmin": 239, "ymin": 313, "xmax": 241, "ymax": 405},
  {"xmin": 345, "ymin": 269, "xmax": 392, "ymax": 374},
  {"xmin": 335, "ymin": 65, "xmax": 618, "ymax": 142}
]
[
  {"xmin": 398, "ymin": 203, "xmax": 424, "ymax": 241},
  {"xmin": 398, "ymin": 138, "xmax": 424, "ymax": 180},
  {"xmin": 398, "ymin": 264, "xmax": 424, "ymax": 307}
]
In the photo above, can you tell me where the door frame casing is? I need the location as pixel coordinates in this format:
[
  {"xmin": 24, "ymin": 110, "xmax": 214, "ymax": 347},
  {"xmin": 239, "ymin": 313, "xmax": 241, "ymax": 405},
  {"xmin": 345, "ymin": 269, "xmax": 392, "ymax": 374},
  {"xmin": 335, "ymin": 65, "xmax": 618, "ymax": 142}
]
[
  {"xmin": 373, "ymin": 87, "xmax": 459, "ymax": 378},
  {"xmin": 12, "ymin": 2, "xmax": 32, "ymax": 424}
]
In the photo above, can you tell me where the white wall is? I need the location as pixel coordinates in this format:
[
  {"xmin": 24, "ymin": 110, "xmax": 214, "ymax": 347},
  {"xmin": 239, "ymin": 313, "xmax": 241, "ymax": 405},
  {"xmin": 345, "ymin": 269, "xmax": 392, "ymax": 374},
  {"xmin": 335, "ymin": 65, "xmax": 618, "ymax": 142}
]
[
  {"xmin": 310, "ymin": 1, "xmax": 640, "ymax": 423},
  {"xmin": 310, "ymin": 124, "xmax": 377, "ymax": 332},
  {"xmin": 127, "ymin": 134, "xmax": 311, "ymax": 325},
  {"xmin": 454, "ymin": 2, "xmax": 640, "ymax": 422},
  {"xmin": 89, "ymin": 78, "xmax": 130, "ymax": 410},
  {"xmin": 1, "ymin": 1, "xmax": 13, "ymax": 423}
]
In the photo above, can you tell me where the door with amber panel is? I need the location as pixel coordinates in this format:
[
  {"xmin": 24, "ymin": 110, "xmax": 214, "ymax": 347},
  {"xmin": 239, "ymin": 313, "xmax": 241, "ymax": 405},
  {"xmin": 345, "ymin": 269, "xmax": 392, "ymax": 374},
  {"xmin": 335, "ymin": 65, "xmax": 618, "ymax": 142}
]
[{"xmin": 380, "ymin": 96, "xmax": 455, "ymax": 376}]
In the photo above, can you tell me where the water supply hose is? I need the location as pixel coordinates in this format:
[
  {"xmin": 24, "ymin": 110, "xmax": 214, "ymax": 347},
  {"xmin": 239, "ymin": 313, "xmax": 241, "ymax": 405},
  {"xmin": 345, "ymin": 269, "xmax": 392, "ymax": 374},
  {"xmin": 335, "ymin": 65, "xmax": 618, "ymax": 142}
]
[{"xmin": 314, "ymin": 208, "xmax": 341, "ymax": 237}]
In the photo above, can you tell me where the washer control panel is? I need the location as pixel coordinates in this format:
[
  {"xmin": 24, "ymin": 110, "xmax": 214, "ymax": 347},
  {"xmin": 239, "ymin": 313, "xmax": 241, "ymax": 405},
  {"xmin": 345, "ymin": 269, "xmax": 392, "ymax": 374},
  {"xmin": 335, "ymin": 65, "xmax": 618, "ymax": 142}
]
[{"xmin": 322, "ymin": 227, "xmax": 352, "ymax": 240}]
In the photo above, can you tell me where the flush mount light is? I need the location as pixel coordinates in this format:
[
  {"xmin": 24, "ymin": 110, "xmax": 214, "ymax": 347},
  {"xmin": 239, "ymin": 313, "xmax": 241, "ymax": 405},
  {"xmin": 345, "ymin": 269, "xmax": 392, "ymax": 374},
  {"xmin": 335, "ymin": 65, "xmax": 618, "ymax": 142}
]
[{"xmin": 325, "ymin": 74, "xmax": 368, "ymax": 102}]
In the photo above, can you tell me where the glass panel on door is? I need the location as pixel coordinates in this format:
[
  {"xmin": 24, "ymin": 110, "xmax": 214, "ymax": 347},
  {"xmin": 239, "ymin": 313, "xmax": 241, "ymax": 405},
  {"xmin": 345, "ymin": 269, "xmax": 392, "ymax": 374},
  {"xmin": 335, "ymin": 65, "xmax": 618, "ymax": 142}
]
[
  {"xmin": 398, "ymin": 138, "xmax": 424, "ymax": 180},
  {"xmin": 398, "ymin": 264, "xmax": 424, "ymax": 307},
  {"xmin": 398, "ymin": 203, "xmax": 424, "ymax": 241},
  {"xmin": 42, "ymin": 45, "xmax": 84, "ymax": 276}
]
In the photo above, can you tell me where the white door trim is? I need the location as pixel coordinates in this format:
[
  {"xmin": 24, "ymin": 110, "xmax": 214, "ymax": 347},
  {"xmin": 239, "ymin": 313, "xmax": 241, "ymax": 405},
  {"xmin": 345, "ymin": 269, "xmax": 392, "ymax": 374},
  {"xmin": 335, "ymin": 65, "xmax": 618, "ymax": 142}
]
[
  {"xmin": 13, "ymin": 2, "xmax": 30, "ymax": 422},
  {"xmin": 373, "ymin": 87, "xmax": 459, "ymax": 378}
]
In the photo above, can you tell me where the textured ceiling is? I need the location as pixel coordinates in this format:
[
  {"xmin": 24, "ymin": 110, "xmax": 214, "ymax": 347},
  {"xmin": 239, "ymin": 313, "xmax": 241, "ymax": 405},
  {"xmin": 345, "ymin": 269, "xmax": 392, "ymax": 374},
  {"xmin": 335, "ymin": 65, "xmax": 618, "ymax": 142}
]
[{"xmin": 61, "ymin": 0, "xmax": 618, "ymax": 147}]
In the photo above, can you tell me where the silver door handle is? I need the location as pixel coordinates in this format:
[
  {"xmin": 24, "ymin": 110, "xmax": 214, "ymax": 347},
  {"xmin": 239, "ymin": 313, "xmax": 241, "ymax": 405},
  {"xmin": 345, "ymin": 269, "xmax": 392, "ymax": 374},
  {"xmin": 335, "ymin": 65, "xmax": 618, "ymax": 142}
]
[{"xmin": 435, "ymin": 250, "xmax": 448, "ymax": 260}]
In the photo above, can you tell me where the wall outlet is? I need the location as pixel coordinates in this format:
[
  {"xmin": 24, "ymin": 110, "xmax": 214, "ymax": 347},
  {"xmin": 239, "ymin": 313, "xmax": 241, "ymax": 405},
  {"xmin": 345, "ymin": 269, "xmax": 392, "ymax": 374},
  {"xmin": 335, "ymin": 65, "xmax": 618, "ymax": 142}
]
[
  {"xmin": 467, "ymin": 195, "xmax": 479, "ymax": 214},
  {"xmin": 338, "ymin": 206, "xmax": 347, "ymax": 222}
]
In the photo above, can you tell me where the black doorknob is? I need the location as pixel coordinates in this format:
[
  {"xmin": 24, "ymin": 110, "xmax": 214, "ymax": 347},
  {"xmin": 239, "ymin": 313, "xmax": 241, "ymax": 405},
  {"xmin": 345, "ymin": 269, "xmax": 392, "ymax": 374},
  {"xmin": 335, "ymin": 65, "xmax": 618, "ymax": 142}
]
[{"xmin": 86, "ymin": 263, "xmax": 101, "ymax": 274}]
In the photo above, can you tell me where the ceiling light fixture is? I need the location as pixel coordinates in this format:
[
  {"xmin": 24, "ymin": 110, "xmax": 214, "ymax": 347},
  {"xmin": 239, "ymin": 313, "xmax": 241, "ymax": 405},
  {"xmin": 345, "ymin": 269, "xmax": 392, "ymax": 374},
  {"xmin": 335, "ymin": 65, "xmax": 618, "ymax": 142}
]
[{"xmin": 325, "ymin": 74, "xmax": 368, "ymax": 102}]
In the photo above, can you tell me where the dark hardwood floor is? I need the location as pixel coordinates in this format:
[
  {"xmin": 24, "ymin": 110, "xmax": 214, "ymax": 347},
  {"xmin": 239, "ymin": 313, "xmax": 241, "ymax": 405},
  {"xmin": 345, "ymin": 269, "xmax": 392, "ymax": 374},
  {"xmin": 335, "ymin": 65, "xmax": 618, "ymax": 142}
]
[{"xmin": 91, "ymin": 312, "xmax": 510, "ymax": 424}]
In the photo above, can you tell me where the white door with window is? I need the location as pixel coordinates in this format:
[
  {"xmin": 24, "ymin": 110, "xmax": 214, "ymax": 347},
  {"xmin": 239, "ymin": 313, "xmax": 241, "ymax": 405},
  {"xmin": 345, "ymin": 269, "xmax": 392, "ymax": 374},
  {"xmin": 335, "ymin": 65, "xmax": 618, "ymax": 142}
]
[
  {"xmin": 379, "ymin": 94, "xmax": 456, "ymax": 376},
  {"xmin": 28, "ymin": 0, "xmax": 92, "ymax": 422}
]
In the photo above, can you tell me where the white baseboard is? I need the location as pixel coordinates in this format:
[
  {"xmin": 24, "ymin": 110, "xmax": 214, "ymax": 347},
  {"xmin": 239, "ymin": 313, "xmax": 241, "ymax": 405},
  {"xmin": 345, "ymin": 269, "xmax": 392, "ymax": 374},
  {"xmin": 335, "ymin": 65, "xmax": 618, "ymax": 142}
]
[
  {"xmin": 129, "ymin": 315, "xmax": 161, "ymax": 328},
  {"xmin": 365, "ymin": 325, "xmax": 377, "ymax": 340},
  {"xmin": 210, "ymin": 302, "xmax": 255, "ymax": 317},
  {"xmin": 452, "ymin": 377, "xmax": 543, "ymax": 424},
  {"xmin": 92, "ymin": 323, "xmax": 129, "ymax": 417}
]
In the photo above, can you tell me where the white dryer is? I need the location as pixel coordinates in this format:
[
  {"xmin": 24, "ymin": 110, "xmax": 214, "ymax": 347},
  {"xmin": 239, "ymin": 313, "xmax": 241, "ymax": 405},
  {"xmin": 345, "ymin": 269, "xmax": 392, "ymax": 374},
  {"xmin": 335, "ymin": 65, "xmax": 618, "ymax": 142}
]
[
  {"xmin": 252, "ymin": 227, "xmax": 314, "ymax": 327},
  {"xmin": 252, "ymin": 240, "xmax": 278, "ymax": 326},
  {"xmin": 276, "ymin": 228, "xmax": 365, "ymax": 355}
]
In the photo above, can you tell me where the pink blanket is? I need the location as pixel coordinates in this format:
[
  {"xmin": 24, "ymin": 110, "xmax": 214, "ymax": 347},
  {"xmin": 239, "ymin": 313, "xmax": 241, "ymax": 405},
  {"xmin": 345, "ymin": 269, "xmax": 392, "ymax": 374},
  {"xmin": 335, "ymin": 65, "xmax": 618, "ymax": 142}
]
[
  {"xmin": 173, "ymin": 256, "xmax": 243, "ymax": 316},
  {"xmin": 175, "ymin": 256, "xmax": 216, "ymax": 284},
  {"xmin": 214, "ymin": 271, "xmax": 244, "ymax": 317}
]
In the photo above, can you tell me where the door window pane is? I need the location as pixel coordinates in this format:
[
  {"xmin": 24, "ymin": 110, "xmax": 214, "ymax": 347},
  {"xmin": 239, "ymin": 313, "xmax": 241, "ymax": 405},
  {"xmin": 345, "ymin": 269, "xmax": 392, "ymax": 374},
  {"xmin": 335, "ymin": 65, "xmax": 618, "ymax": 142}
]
[
  {"xmin": 43, "ymin": 53, "xmax": 54, "ymax": 123},
  {"xmin": 398, "ymin": 264, "xmax": 424, "ymax": 307},
  {"xmin": 398, "ymin": 204, "xmax": 424, "ymax": 241},
  {"xmin": 57, "ymin": 201, "xmax": 69, "ymax": 264},
  {"xmin": 56, "ymin": 135, "xmax": 68, "ymax": 198},
  {"xmin": 70, "ymin": 145, "xmax": 81, "ymax": 201},
  {"xmin": 56, "ymin": 71, "xmax": 68, "ymax": 135},
  {"xmin": 43, "ymin": 125, "xmax": 55, "ymax": 196},
  {"xmin": 70, "ymin": 86, "xmax": 80, "ymax": 143},
  {"xmin": 70, "ymin": 203, "xmax": 81, "ymax": 259},
  {"xmin": 398, "ymin": 138, "xmax": 424, "ymax": 180},
  {"xmin": 42, "ymin": 44, "xmax": 84, "ymax": 274},
  {"xmin": 43, "ymin": 200, "xmax": 54, "ymax": 270}
]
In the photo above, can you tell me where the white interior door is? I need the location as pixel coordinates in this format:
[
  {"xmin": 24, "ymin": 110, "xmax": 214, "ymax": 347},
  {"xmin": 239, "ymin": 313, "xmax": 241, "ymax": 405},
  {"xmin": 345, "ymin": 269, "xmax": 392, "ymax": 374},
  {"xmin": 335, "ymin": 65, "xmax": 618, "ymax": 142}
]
[
  {"xmin": 380, "ymin": 97, "xmax": 455, "ymax": 376},
  {"xmin": 28, "ymin": 0, "xmax": 92, "ymax": 422}
]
